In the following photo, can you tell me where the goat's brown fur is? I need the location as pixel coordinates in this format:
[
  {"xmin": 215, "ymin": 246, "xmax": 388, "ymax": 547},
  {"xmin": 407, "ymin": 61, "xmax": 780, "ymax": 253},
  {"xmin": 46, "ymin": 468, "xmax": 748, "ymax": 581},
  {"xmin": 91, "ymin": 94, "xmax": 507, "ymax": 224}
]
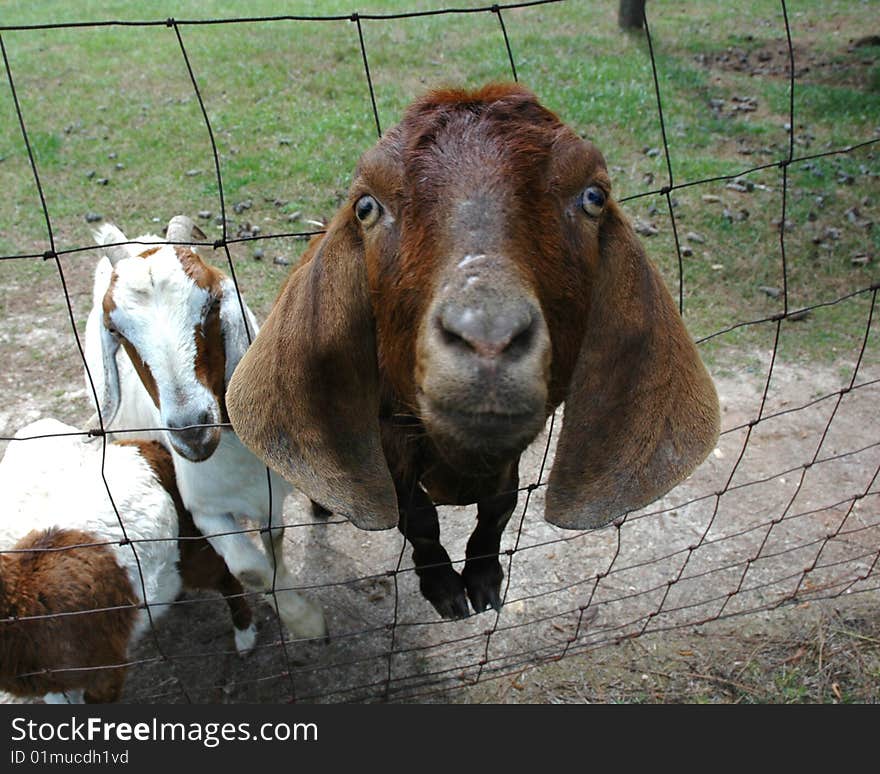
[
  {"xmin": 228, "ymin": 83, "xmax": 720, "ymax": 617},
  {"xmin": 0, "ymin": 528, "xmax": 137, "ymax": 703}
]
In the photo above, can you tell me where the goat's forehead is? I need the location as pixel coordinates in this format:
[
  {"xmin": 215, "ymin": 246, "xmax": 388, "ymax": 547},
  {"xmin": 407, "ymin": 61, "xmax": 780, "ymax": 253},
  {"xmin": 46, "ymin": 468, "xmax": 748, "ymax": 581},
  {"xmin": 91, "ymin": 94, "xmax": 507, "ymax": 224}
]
[
  {"xmin": 108, "ymin": 252, "xmax": 214, "ymax": 312},
  {"xmin": 355, "ymin": 93, "xmax": 608, "ymax": 206}
]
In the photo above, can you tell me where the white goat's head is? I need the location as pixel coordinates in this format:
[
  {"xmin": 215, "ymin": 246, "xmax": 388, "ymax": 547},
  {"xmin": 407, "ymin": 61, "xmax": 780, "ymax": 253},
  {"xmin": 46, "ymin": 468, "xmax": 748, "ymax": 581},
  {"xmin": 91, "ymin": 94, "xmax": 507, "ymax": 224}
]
[{"xmin": 96, "ymin": 216, "xmax": 254, "ymax": 462}]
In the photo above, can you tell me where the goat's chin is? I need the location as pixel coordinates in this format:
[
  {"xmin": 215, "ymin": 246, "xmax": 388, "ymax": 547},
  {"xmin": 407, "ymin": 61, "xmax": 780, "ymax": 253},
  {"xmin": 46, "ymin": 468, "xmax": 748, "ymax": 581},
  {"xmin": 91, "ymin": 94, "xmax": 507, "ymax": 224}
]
[
  {"xmin": 167, "ymin": 430, "xmax": 221, "ymax": 463},
  {"xmin": 419, "ymin": 396, "xmax": 546, "ymax": 466}
]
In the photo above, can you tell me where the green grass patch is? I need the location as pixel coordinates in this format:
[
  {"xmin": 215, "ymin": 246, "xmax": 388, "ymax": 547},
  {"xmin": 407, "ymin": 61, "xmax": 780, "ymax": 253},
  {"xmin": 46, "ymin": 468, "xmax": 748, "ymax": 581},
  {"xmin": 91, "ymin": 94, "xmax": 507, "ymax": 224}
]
[{"xmin": 0, "ymin": 0, "xmax": 877, "ymax": 369}]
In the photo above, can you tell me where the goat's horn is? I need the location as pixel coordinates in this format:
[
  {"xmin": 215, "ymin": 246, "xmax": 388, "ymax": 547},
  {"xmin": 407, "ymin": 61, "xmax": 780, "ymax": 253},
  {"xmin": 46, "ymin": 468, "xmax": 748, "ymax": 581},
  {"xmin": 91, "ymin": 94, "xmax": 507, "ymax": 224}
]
[{"xmin": 165, "ymin": 215, "xmax": 197, "ymax": 244}]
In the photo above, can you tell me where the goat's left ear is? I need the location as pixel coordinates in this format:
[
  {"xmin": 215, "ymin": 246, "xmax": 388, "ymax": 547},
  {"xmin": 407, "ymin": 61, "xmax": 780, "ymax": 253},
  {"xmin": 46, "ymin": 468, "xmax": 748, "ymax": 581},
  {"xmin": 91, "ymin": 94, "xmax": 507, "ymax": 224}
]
[
  {"xmin": 219, "ymin": 279, "xmax": 258, "ymax": 389},
  {"xmin": 545, "ymin": 202, "xmax": 720, "ymax": 529}
]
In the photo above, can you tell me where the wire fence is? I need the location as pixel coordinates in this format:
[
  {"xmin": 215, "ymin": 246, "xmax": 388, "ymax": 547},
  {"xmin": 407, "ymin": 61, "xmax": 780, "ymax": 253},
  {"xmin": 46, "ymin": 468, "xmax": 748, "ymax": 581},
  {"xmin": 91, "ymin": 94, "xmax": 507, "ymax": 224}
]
[{"xmin": 0, "ymin": 0, "xmax": 878, "ymax": 703}]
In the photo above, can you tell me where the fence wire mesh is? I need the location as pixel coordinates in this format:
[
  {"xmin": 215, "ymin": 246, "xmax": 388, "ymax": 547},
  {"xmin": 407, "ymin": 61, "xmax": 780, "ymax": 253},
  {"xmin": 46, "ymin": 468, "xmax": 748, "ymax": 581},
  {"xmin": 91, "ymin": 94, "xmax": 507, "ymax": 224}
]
[{"xmin": 0, "ymin": 0, "xmax": 877, "ymax": 703}]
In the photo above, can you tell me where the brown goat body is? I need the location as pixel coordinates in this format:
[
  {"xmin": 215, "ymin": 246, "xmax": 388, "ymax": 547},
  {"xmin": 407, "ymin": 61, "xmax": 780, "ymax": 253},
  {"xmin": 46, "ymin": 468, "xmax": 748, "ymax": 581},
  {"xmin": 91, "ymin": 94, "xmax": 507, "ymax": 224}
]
[{"xmin": 0, "ymin": 527, "xmax": 138, "ymax": 703}]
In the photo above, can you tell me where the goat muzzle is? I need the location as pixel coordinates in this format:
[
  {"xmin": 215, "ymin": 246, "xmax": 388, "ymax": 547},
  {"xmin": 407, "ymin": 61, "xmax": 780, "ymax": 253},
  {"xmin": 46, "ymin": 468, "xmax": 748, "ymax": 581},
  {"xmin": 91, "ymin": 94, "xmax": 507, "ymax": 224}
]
[
  {"xmin": 416, "ymin": 255, "xmax": 551, "ymax": 459},
  {"xmin": 165, "ymin": 411, "xmax": 221, "ymax": 462}
]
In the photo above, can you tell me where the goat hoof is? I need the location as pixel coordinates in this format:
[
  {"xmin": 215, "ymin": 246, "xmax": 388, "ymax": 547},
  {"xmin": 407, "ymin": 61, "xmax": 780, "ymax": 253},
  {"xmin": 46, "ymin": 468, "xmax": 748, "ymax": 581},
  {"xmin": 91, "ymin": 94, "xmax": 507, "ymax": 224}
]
[
  {"xmin": 234, "ymin": 622, "xmax": 258, "ymax": 656},
  {"xmin": 274, "ymin": 591, "xmax": 329, "ymax": 642},
  {"xmin": 419, "ymin": 567, "xmax": 470, "ymax": 620},
  {"xmin": 463, "ymin": 560, "xmax": 504, "ymax": 614}
]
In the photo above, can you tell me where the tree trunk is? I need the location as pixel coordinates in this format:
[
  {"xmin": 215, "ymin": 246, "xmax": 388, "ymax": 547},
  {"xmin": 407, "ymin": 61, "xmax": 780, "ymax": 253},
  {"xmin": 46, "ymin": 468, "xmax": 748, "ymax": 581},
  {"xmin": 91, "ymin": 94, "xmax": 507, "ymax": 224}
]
[{"xmin": 618, "ymin": 0, "xmax": 646, "ymax": 30}]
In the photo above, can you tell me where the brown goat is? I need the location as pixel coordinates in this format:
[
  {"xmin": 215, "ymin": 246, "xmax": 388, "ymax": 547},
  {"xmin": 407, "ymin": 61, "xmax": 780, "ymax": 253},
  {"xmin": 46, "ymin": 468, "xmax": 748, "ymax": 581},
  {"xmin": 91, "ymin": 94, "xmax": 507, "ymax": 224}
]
[{"xmin": 227, "ymin": 83, "xmax": 720, "ymax": 619}]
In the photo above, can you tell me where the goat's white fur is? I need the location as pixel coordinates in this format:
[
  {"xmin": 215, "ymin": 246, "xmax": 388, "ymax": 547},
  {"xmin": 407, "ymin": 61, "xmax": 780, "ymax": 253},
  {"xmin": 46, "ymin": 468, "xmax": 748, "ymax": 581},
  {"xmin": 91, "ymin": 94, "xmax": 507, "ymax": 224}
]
[{"xmin": 84, "ymin": 222, "xmax": 326, "ymax": 641}]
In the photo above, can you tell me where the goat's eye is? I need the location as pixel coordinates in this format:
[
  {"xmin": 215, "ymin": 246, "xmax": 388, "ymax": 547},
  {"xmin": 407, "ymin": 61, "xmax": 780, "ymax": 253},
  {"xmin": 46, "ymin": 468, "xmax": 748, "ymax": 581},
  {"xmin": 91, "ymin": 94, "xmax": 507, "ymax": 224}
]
[
  {"xmin": 355, "ymin": 195, "xmax": 382, "ymax": 228},
  {"xmin": 581, "ymin": 186, "xmax": 606, "ymax": 217}
]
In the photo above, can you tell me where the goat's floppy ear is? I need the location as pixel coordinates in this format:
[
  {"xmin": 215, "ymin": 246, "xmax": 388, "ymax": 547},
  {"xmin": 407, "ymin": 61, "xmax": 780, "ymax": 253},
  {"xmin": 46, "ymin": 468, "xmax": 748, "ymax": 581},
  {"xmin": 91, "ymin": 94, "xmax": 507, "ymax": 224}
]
[
  {"xmin": 98, "ymin": 324, "xmax": 122, "ymax": 427},
  {"xmin": 219, "ymin": 278, "xmax": 258, "ymax": 388},
  {"xmin": 226, "ymin": 212, "xmax": 398, "ymax": 530},
  {"xmin": 545, "ymin": 202, "xmax": 720, "ymax": 529}
]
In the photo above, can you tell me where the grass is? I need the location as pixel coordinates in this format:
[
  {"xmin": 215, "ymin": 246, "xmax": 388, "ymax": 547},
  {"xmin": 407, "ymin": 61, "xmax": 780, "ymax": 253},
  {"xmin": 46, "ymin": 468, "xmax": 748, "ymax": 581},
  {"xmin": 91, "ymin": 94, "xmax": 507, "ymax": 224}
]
[{"xmin": 2, "ymin": 0, "xmax": 876, "ymax": 370}]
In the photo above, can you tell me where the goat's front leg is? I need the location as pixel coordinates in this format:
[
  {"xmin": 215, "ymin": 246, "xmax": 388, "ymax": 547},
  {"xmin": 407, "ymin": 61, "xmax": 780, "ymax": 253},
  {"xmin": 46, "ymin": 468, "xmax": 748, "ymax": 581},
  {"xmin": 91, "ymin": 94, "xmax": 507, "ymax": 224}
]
[
  {"xmin": 397, "ymin": 479, "xmax": 469, "ymax": 620},
  {"xmin": 462, "ymin": 464, "xmax": 519, "ymax": 614},
  {"xmin": 258, "ymin": 521, "xmax": 328, "ymax": 643},
  {"xmin": 194, "ymin": 512, "xmax": 327, "ymax": 641},
  {"xmin": 178, "ymin": 510, "xmax": 257, "ymax": 656}
]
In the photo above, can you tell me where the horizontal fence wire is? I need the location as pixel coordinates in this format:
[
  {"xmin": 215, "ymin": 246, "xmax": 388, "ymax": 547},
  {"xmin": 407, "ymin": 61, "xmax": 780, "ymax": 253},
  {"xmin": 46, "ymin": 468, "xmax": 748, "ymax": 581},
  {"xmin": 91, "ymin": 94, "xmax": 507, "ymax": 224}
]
[{"xmin": 0, "ymin": 0, "xmax": 877, "ymax": 703}]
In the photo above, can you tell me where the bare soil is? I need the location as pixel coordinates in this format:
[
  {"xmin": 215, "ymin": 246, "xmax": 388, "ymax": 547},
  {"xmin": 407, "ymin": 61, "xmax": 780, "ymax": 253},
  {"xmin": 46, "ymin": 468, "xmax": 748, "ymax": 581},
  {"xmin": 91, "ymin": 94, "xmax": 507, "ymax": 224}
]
[{"xmin": 693, "ymin": 34, "xmax": 879, "ymax": 88}]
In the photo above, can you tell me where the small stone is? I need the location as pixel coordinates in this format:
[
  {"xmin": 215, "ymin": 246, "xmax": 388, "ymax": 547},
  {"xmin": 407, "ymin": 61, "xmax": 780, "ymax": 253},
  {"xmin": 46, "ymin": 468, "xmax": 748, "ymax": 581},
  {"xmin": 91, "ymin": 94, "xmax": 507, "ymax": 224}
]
[
  {"xmin": 198, "ymin": 210, "xmax": 212, "ymax": 219},
  {"xmin": 823, "ymin": 226, "xmax": 841, "ymax": 241},
  {"xmin": 645, "ymin": 147, "xmax": 661, "ymax": 158},
  {"xmin": 685, "ymin": 231, "xmax": 706, "ymax": 244},
  {"xmin": 634, "ymin": 220, "xmax": 659, "ymax": 237},
  {"xmin": 84, "ymin": 212, "xmax": 103, "ymax": 223},
  {"xmin": 278, "ymin": 138, "xmax": 293, "ymax": 146},
  {"xmin": 96, "ymin": 178, "xmax": 109, "ymax": 186},
  {"xmin": 115, "ymin": 163, "xmax": 124, "ymax": 170},
  {"xmin": 681, "ymin": 245, "xmax": 693, "ymax": 257},
  {"xmin": 850, "ymin": 253, "xmax": 871, "ymax": 266},
  {"xmin": 273, "ymin": 255, "xmax": 290, "ymax": 266},
  {"xmin": 758, "ymin": 285, "xmax": 782, "ymax": 299},
  {"xmin": 108, "ymin": 152, "xmax": 117, "ymax": 160},
  {"xmin": 85, "ymin": 170, "xmax": 96, "ymax": 179},
  {"xmin": 287, "ymin": 211, "xmax": 302, "ymax": 222},
  {"xmin": 185, "ymin": 169, "xmax": 202, "ymax": 177},
  {"xmin": 253, "ymin": 248, "xmax": 264, "ymax": 261},
  {"xmin": 702, "ymin": 194, "xmax": 722, "ymax": 203},
  {"xmin": 772, "ymin": 217, "xmax": 796, "ymax": 232},
  {"xmin": 787, "ymin": 309, "xmax": 812, "ymax": 322}
]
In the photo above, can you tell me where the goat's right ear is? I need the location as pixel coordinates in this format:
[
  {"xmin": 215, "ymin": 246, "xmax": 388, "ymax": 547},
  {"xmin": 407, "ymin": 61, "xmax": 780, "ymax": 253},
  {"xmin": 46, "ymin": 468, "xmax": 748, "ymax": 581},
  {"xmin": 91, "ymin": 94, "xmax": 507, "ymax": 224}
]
[
  {"xmin": 226, "ymin": 211, "xmax": 398, "ymax": 530},
  {"xmin": 98, "ymin": 324, "xmax": 122, "ymax": 427}
]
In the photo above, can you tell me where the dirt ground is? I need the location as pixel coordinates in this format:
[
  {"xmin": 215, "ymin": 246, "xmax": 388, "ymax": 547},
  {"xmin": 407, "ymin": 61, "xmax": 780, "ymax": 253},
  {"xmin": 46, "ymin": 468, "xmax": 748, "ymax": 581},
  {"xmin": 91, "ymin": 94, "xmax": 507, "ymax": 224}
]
[{"xmin": 0, "ymin": 247, "xmax": 877, "ymax": 704}]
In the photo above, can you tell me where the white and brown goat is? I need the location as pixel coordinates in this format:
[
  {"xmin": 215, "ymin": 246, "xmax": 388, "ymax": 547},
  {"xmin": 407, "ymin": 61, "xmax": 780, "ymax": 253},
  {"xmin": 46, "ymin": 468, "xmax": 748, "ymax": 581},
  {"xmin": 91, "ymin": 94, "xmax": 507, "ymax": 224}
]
[
  {"xmin": 84, "ymin": 216, "xmax": 326, "ymax": 641},
  {"xmin": 227, "ymin": 84, "xmax": 721, "ymax": 619},
  {"xmin": 0, "ymin": 418, "xmax": 256, "ymax": 703}
]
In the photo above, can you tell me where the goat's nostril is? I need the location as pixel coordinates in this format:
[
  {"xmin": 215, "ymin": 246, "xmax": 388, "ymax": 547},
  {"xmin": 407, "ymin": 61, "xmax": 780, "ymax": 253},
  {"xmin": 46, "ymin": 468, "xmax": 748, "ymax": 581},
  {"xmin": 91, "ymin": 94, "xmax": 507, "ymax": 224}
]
[
  {"xmin": 167, "ymin": 411, "xmax": 213, "ymax": 432},
  {"xmin": 438, "ymin": 304, "xmax": 535, "ymax": 359}
]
